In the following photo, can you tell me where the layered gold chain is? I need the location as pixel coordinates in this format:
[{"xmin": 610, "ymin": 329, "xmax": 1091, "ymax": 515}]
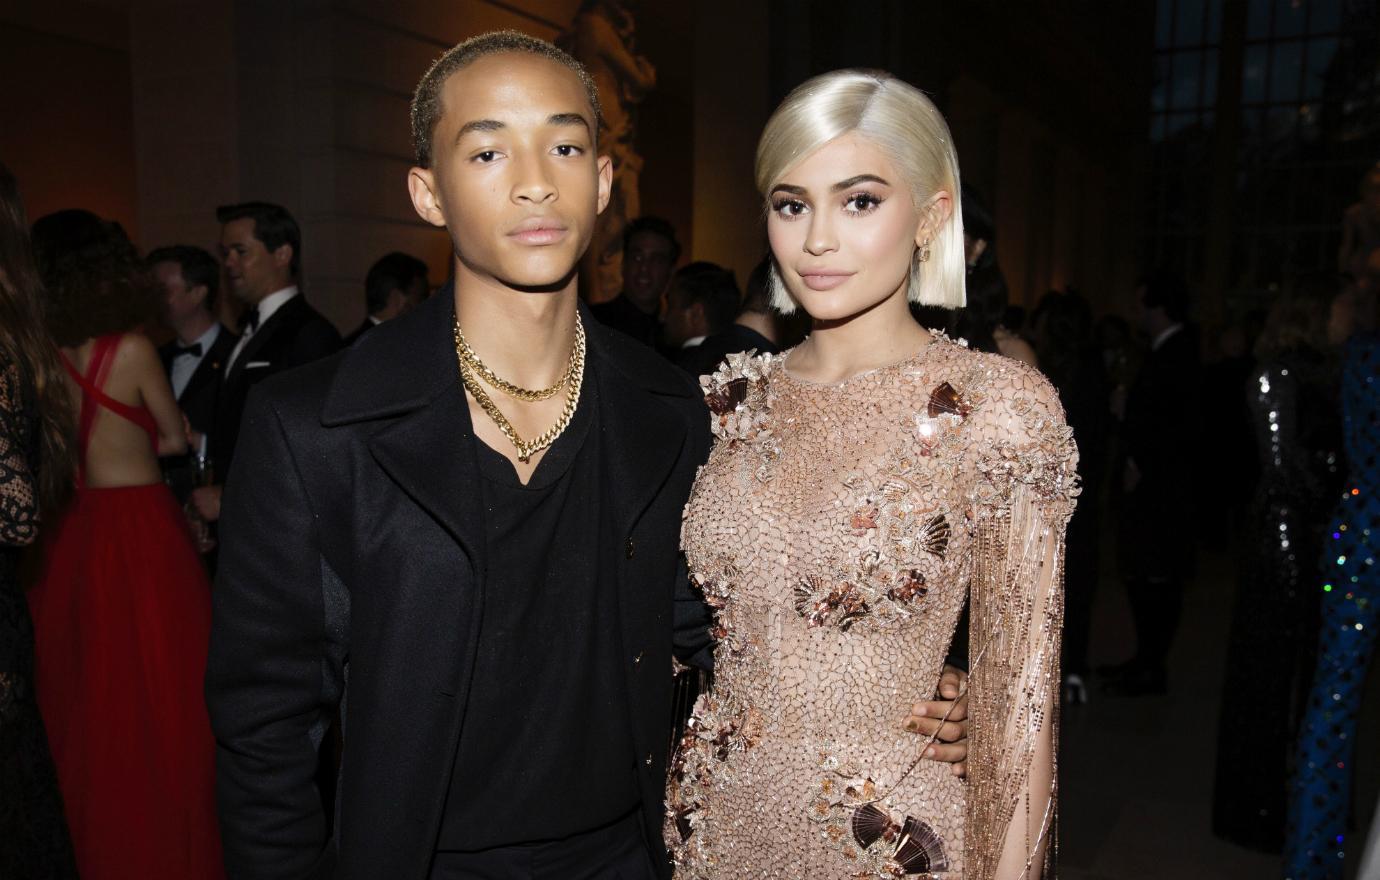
[{"xmin": 453, "ymin": 315, "xmax": 586, "ymax": 463}]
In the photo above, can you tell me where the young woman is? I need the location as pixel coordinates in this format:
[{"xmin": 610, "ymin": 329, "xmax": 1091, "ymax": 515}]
[
  {"xmin": 26, "ymin": 210, "xmax": 223, "ymax": 878},
  {"xmin": 666, "ymin": 70, "xmax": 1077, "ymax": 879},
  {"xmin": 0, "ymin": 164, "xmax": 78, "ymax": 878}
]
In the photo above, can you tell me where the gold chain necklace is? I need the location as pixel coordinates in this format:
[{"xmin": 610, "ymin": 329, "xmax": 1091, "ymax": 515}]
[
  {"xmin": 455, "ymin": 324, "xmax": 572, "ymax": 401},
  {"xmin": 453, "ymin": 315, "xmax": 586, "ymax": 463}
]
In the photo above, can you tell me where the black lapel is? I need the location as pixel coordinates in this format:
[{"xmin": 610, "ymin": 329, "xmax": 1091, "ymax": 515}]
[
  {"xmin": 225, "ymin": 295, "xmax": 305, "ymax": 383},
  {"xmin": 366, "ymin": 381, "xmax": 486, "ymax": 572},
  {"xmin": 323, "ymin": 288, "xmax": 487, "ymax": 570}
]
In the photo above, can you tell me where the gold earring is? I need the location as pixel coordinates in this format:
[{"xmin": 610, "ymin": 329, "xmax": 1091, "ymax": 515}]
[{"xmin": 916, "ymin": 240, "xmax": 931, "ymax": 263}]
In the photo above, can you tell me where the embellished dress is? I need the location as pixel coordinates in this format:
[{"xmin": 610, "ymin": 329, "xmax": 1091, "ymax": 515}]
[{"xmin": 666, "ymin": 339, "xmax": 1078, "ymax": 879}]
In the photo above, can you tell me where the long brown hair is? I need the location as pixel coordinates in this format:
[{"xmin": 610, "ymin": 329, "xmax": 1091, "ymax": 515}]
[
  {"xmin": 0, "ymin": 163, "xmax": 74, "ymax": 515},
  {"xmin": 31, "ymin": 209, "xmax": 161, "ymax": 348}
]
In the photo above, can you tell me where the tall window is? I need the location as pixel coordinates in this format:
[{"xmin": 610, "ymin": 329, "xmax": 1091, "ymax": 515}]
[
  {"xmin": 1148, "ymin": 0, "xmax": 1225, "ymax": 281},
  {"xmin": 1234, "ymin": 0, "xmax": 1376, "ymax": 284},
  {"xmin": 1148, "ymin": 0, "xmax": 1379, "ymax": 292}
]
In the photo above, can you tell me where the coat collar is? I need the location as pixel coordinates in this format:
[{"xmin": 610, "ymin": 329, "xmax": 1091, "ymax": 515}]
[{"xmin": 321, "ymin": 284, "xmax": 697, "ymax": 428}]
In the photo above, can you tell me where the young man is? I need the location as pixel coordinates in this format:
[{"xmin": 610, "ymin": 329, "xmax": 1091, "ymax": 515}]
[{"xmin": 207, "ymin": 31, "xmax": 967, "ymax": 880}]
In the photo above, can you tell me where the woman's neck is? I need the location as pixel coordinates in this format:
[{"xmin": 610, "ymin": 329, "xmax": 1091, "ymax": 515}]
[{"xmin": 787, "ymin": 290, "xmax": 932, "ymax": 384}]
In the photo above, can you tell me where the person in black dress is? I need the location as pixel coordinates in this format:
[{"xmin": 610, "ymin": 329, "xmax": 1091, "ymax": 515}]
[
  {"xmin": 1213, "ymin": 279, "xmax": 1343, "ymax": 851},
  {"xmin": 0, "ymin": 162, "xmax": 78, "ymax": 878}
]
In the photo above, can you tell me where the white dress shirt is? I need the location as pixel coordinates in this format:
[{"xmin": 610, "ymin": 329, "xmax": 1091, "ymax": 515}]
[{"xmin": 170, "ymin": 322, "xmax": 223, "ymax": 399}]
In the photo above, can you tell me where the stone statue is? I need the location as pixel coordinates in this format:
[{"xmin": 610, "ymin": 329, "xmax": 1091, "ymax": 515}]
[{"xmin": 561, "ymin": 0, "xmax": 656, "ymax": 301}]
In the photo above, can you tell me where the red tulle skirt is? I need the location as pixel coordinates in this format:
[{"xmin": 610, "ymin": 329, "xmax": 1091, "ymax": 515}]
[{"xmin": 27, "ymin": 483, "xmax": 224, "ymax": 880}]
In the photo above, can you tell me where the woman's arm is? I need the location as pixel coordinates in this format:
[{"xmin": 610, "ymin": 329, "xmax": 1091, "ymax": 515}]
[
  {"xmin": 965, "ymin": 367, "xmax": 1077, "ymax": 880},
  {"xmin": 0, "ymin": 355, "xmax": 38, "ymax": 547},
  {"xmin": 123, "ymin": 334, "xmax": 188, "ymax": 456}
]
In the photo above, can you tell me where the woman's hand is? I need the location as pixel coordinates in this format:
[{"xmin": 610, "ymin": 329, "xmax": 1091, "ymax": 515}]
[{"xmin": 903, "ymin": 664, "xmax": 969, "ymax": 778}]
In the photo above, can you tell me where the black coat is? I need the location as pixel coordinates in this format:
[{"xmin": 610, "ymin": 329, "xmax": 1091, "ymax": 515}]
[
  {"xmin": 206, "ymin": 289, "xmax": 713, "ymax": 880},
  {"xmin": 213, "ymin": 294, "xmax": 342, "ymax": 473},
  {"xmin": 159, "ymin": 324, "xmax": 238, "ymax": 440}
]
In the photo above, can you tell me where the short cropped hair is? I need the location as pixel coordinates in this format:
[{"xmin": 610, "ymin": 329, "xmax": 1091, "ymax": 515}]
[
  {"xmin": 672, "ymin": 261, "xmax": 741, "ymax": 336},
  {"xmin": 365, "ymin": 251, "xmax": 429, "ymax": 315},
  {"xmin": 147, "ymin": 244, "xmax": 220, "ymax": 311},
  {"xmin": 215, "ymin": 201, "xmax": 301, "ymax": 278},
  {"xmin": 411, "ymin": 30, "xmax": 601, "ymax": 169},
  {"xmin": 622, "ymin": 215, "xmax": 681, "ymax": 264},
  {"xmin": 755, "ymin": 69, "xmax": 966, "ymax": 312}
]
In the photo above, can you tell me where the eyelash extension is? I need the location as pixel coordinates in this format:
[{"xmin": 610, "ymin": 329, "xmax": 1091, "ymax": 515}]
[{"xmin": 845, "ymin": 192, "xmax": 884, "ymax": 215}]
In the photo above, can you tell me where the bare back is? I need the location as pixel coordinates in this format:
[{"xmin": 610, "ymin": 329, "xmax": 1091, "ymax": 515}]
[{"xmin": 61, "ymin": 334, "xmax": 186, "ymax": 488}]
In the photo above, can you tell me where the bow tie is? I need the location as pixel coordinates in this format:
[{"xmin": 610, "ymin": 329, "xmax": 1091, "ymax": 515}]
[
  {"xmin": 240, "ymin": 309, "xmax": 261, "ymax": 333},
  {"xmin": 172, "ymin": 342, "xmax": 203, "ymax": 359}
]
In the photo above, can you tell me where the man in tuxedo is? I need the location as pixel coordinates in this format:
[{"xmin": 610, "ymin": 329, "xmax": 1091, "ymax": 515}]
[
  {"xmin": 344, "ymin": 251, "xmax": 430, "ymax": 345},
  {"xmin": 150, "ymin": 244, "xmax": 237, "ymax": 495},
  {"xmin": 207, "ymin": 31, "xmax": 968, "ymax": 880},
  {"xmin": 589, "ymin": 215, "xmax": 679, "ymax": 349},
  {"xmin": 188, "ymin": 201, "xmax": 341, "ymax": 524},
  {"xmin": 1110, "ymin": 269, "xmax": 1202, "ymax": 695}
]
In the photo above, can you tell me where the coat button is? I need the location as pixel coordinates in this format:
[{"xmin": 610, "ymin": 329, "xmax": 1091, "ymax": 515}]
[
  {"xmin": 645, "ymin": 752, "xmax": 653, "ymax": 765},
  {"xmin": 625, "ymin": 538, "xmax": 635, "ymax": 559},
  {"xmin": 634, "ymin": 650, "xmax": 644, "ymax": 664}
]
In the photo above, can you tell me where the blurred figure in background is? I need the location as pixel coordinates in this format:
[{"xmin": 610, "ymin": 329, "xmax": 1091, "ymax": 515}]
[
  {"xmin": 0, "ymin": 163, "xmax": 78, "ymax": 878},
  {"xmin": 149, "ymin": 244, "xmax": 236, "ymax": 511},
  {"xmin": 677, "ymin": 258, "xmax": 782, "ymax": 378},
  {"xmin": 1213, "ymin": 277, "xmax": 1343, "ymax": 852},
  {"xmin": 1339, "ymin": 162, "xmax": 1380, "ymax": 280},
  {"xmin": 1285, "ymin": 281, "xmax": 1380, "ymax": 877},
  {"xmin": 26, "ymin": 210, "xmax": 223, "ymax": 879},
  {"xmin": 946, "ymin": 185, "xmax": 1036, "ymax": 366},
  {"xmin": 346, "ymin": 251, "xmax": 430, "ymax": 344},
  {"xmin": 1032, "ymin": 288, "xmax": 1109, "ymax": 703},
  {"xmin": 590, "ymin": 215, "xmax": 678, "ymax": 349},
  {"xmin": 663, "ymin": 261, "xmax": 740, "ymax": 374},
  {"xmin": 189, "ymin": 201, "xmax": 340, "ymax": 527},
  {"xmin": 1108, "ymin": 269, "xmax": 1201, "ymax": 696}
]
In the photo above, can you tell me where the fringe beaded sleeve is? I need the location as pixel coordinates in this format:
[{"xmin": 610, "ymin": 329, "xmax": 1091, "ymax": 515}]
[{"xmin": 964, "ymin": 366, "xmax": 1078, "ymax": 880}]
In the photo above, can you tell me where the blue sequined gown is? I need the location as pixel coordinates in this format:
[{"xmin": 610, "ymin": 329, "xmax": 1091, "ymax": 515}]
[{"xmin": 1284, "ymin": 333, "xmax": 1380, "ymax": 878}]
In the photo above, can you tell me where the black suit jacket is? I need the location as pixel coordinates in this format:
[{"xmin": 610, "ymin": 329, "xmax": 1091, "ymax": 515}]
[
  {"xmin": 213, "ymin": 294, "xmax": 342, "ymax": 474},
  {"xmin": 1122, "ymin": 325, "xmax": 1201, "ymax": 575},
  {"xmin": 342, "ymin": 318, "xmax": 376, "ymax": 347},
  {"xmin": 159, "ymin": 324, "xmax": 239, "ymax": 440},
  {"xmin": 206, "ymin": 290, "xmax": 713, "ymax": 880}
]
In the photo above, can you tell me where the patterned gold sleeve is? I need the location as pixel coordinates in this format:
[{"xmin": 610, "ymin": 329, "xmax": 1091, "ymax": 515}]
[{"xmin": 964, "ymin": 367, "xmax": 1078, "ymax": 880}]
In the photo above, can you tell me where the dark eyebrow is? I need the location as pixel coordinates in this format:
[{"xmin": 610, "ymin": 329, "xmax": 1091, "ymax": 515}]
[
  {"xmin": 455, "ymin": 119, "xmax": 505, "ymax": 143},
  {"xmin": 548, "ymin": 112, "xmax": 592, "ymax": 133},
  {"xmin": 770, "ymin": 183, "xmax": 806, "ymax": 196},
  {"xmin": 831, "ymin": 174, "xmax": 890, "ymax": 192}
]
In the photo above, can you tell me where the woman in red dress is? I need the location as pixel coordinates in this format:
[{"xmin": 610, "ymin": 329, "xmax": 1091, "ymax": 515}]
[{"xmin": 27, "ymin": 210, "xmax": 223, "ymax": 879}]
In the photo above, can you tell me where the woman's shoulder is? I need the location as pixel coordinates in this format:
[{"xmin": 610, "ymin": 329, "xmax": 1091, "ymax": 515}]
[{"xmin": 698, "ymin": 348, "xmax": 780, "ymax": 442}]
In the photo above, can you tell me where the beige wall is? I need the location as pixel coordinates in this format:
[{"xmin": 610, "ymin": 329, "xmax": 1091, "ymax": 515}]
[{"xmin": 0, "ymin": 1, "xmax": 139, "ymax": 237}]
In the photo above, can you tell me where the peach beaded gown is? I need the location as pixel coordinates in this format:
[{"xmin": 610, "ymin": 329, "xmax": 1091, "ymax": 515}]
[{"xmin": 666, "ymin": 338, "xmax": 1078, "ymax": 880}]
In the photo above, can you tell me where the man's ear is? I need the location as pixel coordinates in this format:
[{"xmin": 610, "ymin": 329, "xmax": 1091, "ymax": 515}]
[
  {"xmin": 408, "ymin": 166, "xmax": 448, "ymax": 228},
  {"xmin": 595, "ymin": 155, "xmax": 614, "ymax": 215},
  {"xmin": 190, "ymin": 284, "xmax": 209, "ymax": 310},
  {"xmin": 272, "ymin": 244, "xmax": 294, "ymax": 272}
]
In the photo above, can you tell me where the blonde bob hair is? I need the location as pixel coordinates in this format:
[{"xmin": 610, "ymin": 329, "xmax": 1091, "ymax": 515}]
[{"xmin": 756, "ymin": 69, "xmax": 966, "ymax": 312}]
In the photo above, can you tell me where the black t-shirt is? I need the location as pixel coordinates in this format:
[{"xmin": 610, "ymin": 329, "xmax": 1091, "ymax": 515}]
[
  {"xmin": 437, "ymin": 369, "xmax": 639, "ymax": 850},
  {"xmin": 590, "ymin": 295, "xmax": 661, "ymax": 351}
]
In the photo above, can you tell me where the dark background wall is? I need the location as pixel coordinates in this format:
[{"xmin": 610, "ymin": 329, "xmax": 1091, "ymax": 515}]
[{"xmin": 6, "ymin": 0, "xmax": 1370, "ymax": 332}]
